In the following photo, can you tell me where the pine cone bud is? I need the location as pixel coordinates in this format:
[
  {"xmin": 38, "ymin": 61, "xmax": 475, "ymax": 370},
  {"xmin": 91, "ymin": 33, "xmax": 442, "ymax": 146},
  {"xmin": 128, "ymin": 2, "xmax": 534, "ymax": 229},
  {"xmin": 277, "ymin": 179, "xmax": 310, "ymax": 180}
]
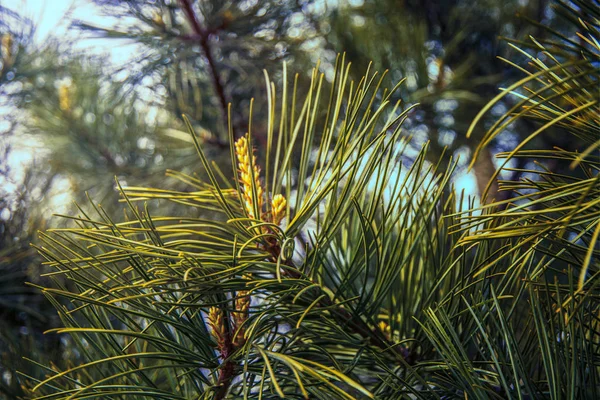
[
  {"xmin": 235, "ymin": 135, "xmax": 263, "ymax": 220},
  {"xmin": 208, "ymin": 306, "xmax": 226, "ymax": 350},
  {"xmin": 232, "ymin": 291, "xmax": 250, "ymax": 347},
  {"xmin": 271, "ymin": 194, "xmax": 286, "ymax": 225},
  {"xmin": 58, "ymin": 83, "xmax": 72, "ymax": 112},
  {"xmin": 378, "ymin": 320, "xmax": 391, "ymax": 340},
  {"xmin": 152, "ymin": 11, "xmax": 164, "ymax": 28},
  {"xmin": 1, "ymin": 33, "xmax": 13, "ymax": 66}
]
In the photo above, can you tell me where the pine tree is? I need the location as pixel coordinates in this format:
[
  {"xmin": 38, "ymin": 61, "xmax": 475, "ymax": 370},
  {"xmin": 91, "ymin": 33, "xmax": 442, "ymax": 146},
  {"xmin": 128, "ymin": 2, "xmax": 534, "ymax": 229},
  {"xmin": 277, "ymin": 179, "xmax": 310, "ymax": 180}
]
[
  {"xmin": 0, "ymin": 3, "xmax": 323, "ymax": 395},
  {"xmin": 0, "ymin": 0, "xmax": 598, "ymax": 398},
  {"xmin": 24, "ymin": 0, "xmax": 600, "ymax": 395},
  {"xmin": 74, "ymin": 0, "xmax": 320, "ymax": 144}
]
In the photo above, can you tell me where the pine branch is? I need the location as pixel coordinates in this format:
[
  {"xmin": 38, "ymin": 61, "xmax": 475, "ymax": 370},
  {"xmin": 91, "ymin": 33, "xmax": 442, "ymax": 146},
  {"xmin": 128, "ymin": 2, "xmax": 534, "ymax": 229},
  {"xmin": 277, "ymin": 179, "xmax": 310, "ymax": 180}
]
[
  {"xmin": 265, "ymin": 237, "xmax": 414, "ymax": 365},
  {"xmin": 178, "ymin": 0, "xmax": 232, "ymax": 142}
]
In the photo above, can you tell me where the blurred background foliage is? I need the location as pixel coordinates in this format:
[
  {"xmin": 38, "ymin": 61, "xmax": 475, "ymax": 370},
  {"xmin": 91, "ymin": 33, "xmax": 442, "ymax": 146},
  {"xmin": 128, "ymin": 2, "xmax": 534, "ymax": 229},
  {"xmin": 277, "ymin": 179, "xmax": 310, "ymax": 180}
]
[{"xmin": 0, "ymin": 0, "xmax": 593, "ymax": 397}]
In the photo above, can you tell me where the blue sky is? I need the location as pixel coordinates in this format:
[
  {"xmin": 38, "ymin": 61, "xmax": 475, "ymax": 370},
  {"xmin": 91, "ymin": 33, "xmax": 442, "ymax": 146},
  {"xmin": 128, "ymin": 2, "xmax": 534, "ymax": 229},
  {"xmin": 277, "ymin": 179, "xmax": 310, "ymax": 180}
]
[
  {"xmin": 3, "ymin": 0, "xmax": 139, "ymax": 65},
  {"xmin": 6, "ymin": 0, "xmax": 87, "ymax": 41}
]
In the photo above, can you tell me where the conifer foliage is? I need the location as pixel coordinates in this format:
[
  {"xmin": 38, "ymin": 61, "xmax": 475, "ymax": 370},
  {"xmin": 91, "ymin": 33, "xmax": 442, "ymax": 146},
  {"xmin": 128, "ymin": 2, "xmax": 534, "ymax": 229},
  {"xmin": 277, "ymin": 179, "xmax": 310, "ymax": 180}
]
[{"xmin": 16, "ymin": 0, "xmax": 600, "ymax": 398}]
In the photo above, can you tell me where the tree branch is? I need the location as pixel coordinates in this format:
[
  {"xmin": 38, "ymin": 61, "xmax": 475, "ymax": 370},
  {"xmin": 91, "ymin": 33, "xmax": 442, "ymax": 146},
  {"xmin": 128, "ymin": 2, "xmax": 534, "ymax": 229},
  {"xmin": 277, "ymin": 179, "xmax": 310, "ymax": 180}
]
[
  {"xmin": 214, "ymin": 317, "xmax": 235, "ymax": 399},
  {"xmin": 178, "ymin": 0, "xmax": 233, "ymax": 141},
  {"xmin": 265, "ymin": 237, "xmax": 414, "ymax": 365}
]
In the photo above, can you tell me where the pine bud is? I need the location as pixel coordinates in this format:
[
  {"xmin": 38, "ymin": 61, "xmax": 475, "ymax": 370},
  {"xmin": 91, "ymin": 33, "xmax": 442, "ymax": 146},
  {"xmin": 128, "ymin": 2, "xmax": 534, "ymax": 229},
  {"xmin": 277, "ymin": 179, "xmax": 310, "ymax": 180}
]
[
  {"xmin": 271, "ymin": 194, "xmax": 286, "ymax": 225},
  {"xmin": 235, "ymin": 135, "xmax": 263, "ymax": 220},
  {"xmin": 58, "ymin": 83, "xmax": 72, "ymax": 112},
  {"xmin": 222, "ymin": 10, "xmax": 234, "ymax": 24},
  {"xmin": 232, "ymin": 291, "xmax": 250, "ymax": 347},
  {"xmin": 208, "ymin": 307, "xmax": 226, "ymax": 350},
  {"xmin": 1, "ymin": 33, "xmax": 13, "ymax": 65},
  {"xmin": 378, "ymin": 320, "xmax": 391, "ymax": 340},
  {"xmin": 152, "ymin": 11, "xmax": 164, "ymax": 28}
]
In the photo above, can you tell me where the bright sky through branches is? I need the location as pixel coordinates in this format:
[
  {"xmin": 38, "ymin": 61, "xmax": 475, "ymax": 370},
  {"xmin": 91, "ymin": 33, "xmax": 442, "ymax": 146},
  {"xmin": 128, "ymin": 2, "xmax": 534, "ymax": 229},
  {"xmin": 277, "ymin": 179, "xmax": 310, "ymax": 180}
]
[
  {"xmin": 3, "ymin": 0, "xmax": 139, "ymax": 65},
  {"xmin": 2, "ymin": 0, "xmax": 480, "ymax": 206}
]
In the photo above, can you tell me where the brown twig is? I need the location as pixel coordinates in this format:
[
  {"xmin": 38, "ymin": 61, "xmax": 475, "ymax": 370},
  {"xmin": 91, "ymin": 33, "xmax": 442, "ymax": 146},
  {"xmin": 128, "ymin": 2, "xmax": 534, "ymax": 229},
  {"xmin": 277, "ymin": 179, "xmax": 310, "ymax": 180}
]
[
  {"xmin": 178, "ymin": 0, "xmax": 233, "ymax": 141},
  {"xmin": 215, "ymin": 343, "xmax": 235, "ymax": 399},
  {"xmin": 208, "ymin": 306, "xmax": 236, "ymax": 399}
]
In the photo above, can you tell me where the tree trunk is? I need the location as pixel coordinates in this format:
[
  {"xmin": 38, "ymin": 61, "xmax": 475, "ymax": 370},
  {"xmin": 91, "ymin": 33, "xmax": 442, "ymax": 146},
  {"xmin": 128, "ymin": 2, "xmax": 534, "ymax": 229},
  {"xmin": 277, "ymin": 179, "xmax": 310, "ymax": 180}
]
[{"xmin": 473, "ymin": 147, "xmax": 498, "ymax": 203}]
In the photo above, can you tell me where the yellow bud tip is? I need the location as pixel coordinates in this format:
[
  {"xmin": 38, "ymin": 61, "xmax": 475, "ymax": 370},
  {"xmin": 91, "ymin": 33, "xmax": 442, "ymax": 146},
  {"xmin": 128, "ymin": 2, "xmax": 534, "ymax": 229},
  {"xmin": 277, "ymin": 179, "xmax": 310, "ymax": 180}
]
[
  {"xmin": 271, "ymin": 194, "xmax": 286, "ymax": 224},
  {"xmin": 378, "ymin": 321, "xmax": 389, "ymax": 332},
  {"xmin": 1, "ymin": 33, "xmax": 13, "ymax": 55},
  {"xmin": 208, "ymin": 307, "xmax": 226, "ymax": 348},
  {"xmin": 58, "ymin": 83, "xmax": 72, "ymax": 112},
  {"xmin": 152, "ymin": 12, "xmax": 164, "ymax": 26}
]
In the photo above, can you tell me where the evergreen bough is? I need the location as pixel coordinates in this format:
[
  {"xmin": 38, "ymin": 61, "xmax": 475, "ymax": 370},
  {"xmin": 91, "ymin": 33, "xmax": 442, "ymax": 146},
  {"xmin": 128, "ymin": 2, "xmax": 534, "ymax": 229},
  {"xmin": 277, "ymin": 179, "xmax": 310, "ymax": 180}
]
[{"xmin": 25, "ymin": 2, "xmax": 600, "ymax": 397}]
